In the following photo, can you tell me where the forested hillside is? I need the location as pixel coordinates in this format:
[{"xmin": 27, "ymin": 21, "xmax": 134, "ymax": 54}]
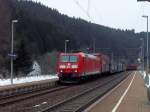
[
  {"xmin": 0, "ymin": 0, "xmax": 148, "ymax": 77},
  {"xmin": 0, "ymin": 0, "xmax": 11, "ymax": 69}
]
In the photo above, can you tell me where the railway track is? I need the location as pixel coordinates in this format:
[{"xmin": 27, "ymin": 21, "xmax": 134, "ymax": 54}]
[
  {"xmin": 40, "ymin": 72, "xmax": 130, "ymax": 112},
  {"xmin": 0, "ymin": 85, "xmax": 69, "ymax": 106},
  {"xmin": 0, "ymin": 72, "xmax": 131, "ymax": 112}
]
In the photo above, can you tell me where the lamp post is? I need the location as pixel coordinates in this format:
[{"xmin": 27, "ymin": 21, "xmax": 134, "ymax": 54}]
[
  {"xmin": 65, "ymin": 40, "xmax": 69, "ymax": 53},
  {"xmin": 137, "ymin": 0, "xmax": 150, "ymax": 102},
  {"xmin": 142, "ymin": 15, "xmax": 149, "ymax": 78},
  {"xmin": 142, "ymin": 15, "xmax": 150, "ymax": 102},
  {"xmin": 10, "ymin": 20, "xmax": 18, "ymax": 85}
]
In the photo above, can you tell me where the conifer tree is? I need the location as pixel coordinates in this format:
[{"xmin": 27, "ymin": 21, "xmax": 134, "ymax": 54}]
[{"xmin": 14, "ymin": 40, "xmax": 32, "ymax": 76}]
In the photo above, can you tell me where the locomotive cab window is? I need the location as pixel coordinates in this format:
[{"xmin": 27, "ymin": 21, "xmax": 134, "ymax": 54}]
[
  {"xmin": 60, "ymin": 56, "xmax": 69, "ymax": 62},
  {"xmin": 70, "ymin": 56, "xmax": 77, "ymax": 62},
  {"xmin": 60, "ymin": 55, "xmax": 77, "ymax": 62}
]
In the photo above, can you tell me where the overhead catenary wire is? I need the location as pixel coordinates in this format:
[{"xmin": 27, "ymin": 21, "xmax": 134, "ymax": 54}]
[
  {"xmin": 87, "ymin": 0, "xmax": 90, "ymax": 17},
  {"xmin": 93, "ymin": 4, "xmax": 103, "ymax": 23},
  {"xmin": 134, "ymin": 2, "xmax": 145, "ymax": 32},
  {"xmin": 72, "ymin": 0, "xmax": 94, "ymax": 22}
]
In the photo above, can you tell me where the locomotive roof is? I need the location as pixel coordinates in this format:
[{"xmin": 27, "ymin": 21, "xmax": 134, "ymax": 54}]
[
  {"xmin": 60, "ymin": 52, "xmax": 84, "ymax": 56},
  {"xmin": 60, "ymin": 52, "xmax": 102, "ymax": 60}
]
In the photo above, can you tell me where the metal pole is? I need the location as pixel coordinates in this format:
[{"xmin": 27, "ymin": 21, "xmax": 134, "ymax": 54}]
[
  {"xmin": 140, "ymin": 38, "xmax": 144, "ymax": 72},
  {"xmin": 142, "ymin": 15, "xmax": 150, "ymax": 102},
  {"xmin": 10, "ymin": 20, "xmax": 18, "ymax": 85},
  {"xmin": 140, "ymin": 45, "xmax": 143, "ymax": 71},
  {"xmin": 10, "ymin": 21, "xmax": 14, "ymax": 85},
  {"xmin": 111, "ymin": 52, "xmax": 114, "ymax": 72},
  {"xmin": 93, "ymin": 38, "xmax": 95, "ymax": 53},
  {"xmin": 142, "ymin": 15, "xmax": 149, "ymax": 79},
  {"xmin": 147, "ymin": 16, "xmax": 149, "ymax": 76},
  {"xmin": 143, "ymin": 38, "xmax": 145, "ymax": 72},
  {"xmin": 65, "ymin": 41, "xmax": 67, "ymax": 53},
  {"xmin": 65, "ymin": 40, "xmax": 69, "ymax": 53}
]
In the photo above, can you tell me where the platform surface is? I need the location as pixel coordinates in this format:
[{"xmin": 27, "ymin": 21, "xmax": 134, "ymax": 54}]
[{"xmin": 85, "ymin": 71, "xmax": 150, "ymax": 112}]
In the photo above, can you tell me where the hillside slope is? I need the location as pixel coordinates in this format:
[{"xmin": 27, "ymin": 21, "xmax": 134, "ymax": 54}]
[{"xmin": 0, "ymin": 0, "xmax": 146, "ymax": 76}]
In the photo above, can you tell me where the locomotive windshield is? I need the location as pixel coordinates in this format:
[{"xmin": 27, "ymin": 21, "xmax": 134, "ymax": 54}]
[
  {"xmin": 70, "ymin": 56, "xmax": 77, "ymax": 62},
  {"xmin": 60, "ymin": 56, "xmax": 69, "ymax": 62},
  {"xmin": 60, "ymin": 55, "xmax": 77, "ymax": 62}
]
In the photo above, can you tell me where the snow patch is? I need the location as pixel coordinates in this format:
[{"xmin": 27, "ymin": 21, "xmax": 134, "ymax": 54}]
[
  {"xmin": 139, "ymin": 71, "xmax": 146, "ymax": 79},
  {"xmin": 0, "ymin": 75, "xmax": 58, "ymax": 86},
  {"xmin": 28, "ymin": 61, "xmax": 41, "ymax": 76},
  {"xmin": 139, "ymin": 71, "xmax": 150, "ymax": 88}
]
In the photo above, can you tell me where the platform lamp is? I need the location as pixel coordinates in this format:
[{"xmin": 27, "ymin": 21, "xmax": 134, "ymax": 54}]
[
  {"xmin": 142, "ymin": 15, "xmax": 149, "ymax": 81},
  {"xmin": 138, "ymin": 0, "xmax": 150, "ymax": 102},
  {"xmin": 10, "ymin": 20, "xmax": 18, "ymax": 85},
  {"xmin": 142, "ymin": 14, "xmax": 150, "ymax": 102}
]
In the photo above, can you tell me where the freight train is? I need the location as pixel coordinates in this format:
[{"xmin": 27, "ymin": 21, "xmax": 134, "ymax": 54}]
[
  {"xmin": 57, "ymin": 52, "xmax": 126, "ymax": 83},
  {"xmin": 126, "ymin": 64, "xmax": 138, "ymax": 71}
]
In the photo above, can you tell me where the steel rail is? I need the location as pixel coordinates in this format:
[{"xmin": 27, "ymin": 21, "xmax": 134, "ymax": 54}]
[
  {"xmin": 0, "ymin": 86, "xmax": 69, "ymax": 106},
  {"xmin": 41, "ymin": 72, "xmax": 130, "ymax": 112}
]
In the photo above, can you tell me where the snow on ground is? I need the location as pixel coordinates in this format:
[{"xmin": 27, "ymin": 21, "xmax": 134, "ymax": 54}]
[
  {"xmin": 27, "ymin": 61, "xmax": 41, "ymax": 76},
  {"xmin": 139, "ymin": 71, "xmax": 150, "ymax": 88},
  {"xmin": 0, "ymin": 60, "xmax": 59, "ymax": 86},
  {"xmin": 139, "ymin": 70, "xmax": 146, "ymax": 79},
  {"xmin": 0, "ymin": 75, "xmax": 58, "ymax": 86}
]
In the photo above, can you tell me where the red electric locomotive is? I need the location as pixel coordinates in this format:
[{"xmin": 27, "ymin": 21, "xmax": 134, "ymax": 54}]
[{"xmin": 57, "ymin": 52, "xmax": 110, "ymax": 82}]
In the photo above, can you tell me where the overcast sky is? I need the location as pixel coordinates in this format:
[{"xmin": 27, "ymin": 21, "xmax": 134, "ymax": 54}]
[{"xmin": 33, "ymin": 0, "xmax": 150, "ymax": 32}]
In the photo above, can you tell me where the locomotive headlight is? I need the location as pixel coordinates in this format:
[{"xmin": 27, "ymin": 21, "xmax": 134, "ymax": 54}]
[
  {"xmin": 59, "ymin": 65, "xmax": 66, "ymax": 69},
  {"xmin": 74, "ymin": 70, "xmax": 77, "ymax": 72},
  {"xmin": 71, "ymin": 65, "xmax": 78, "ymax": 68}
]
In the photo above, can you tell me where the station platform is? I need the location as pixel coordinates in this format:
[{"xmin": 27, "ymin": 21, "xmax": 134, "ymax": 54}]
[
  {"xmin": 85, "ymin": 71, "xmax": 150, "ymax": 112},
  {"xmin": 0, "ymin": 78, "xmax": 58, "ymax": 98}
]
